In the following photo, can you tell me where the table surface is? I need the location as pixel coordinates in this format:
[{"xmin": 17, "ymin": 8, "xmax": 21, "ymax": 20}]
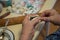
[
  {"xmin": 0, "ymin": 0, "xmax": 60, "ymax": 40},
  {"xmin": 0, "ymin": 0, "xmax": 57, "ymax": 27}
]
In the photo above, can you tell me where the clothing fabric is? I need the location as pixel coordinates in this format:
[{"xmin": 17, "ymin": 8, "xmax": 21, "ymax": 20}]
[{"xmin": 46, "ymin": 29, "xmax": 60, "ymax": 40}]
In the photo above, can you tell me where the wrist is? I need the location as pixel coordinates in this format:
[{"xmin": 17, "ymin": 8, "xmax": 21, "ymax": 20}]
[{"xmin": 21, "ymin": 33, "xmax": 31, "ymax": 40}]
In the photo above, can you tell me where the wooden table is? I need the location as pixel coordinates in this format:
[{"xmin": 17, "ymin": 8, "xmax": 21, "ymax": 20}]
[
  {"xmin": 0, "ymin": 0, "xmax": 57, "ymax": 27},
  {"xmin": 0, "ymin": 0, "xmax": 60, "ymax": 40}
]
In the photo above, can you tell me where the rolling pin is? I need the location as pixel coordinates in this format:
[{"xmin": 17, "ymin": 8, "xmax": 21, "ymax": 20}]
[{"xmin": 0, "ymin": 13, "xmax": 41, "ymax": 27}]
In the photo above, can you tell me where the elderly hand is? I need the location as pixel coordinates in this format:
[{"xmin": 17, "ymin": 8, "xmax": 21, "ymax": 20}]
[
  {"xmin": 21, "ymin": 14, "xmax": 40, "ymax": 40},
  {"xmin": 40, "ymin": 9, "xmax": 60, "ymax": 25}
]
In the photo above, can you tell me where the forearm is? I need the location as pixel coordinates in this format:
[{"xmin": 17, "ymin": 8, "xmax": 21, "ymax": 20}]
[
  {"xmin": 20, "ymin": 32, "xmax": 32, "ymax": 40},
  {"xmin": 20, "ymin": 28, "xmax": 33, "ymax": 40}
]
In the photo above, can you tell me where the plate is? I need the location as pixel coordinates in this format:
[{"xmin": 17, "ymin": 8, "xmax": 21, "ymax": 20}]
[{"xmin": 0, "ymin": 28, "xmax": 15, "ymax": 40}]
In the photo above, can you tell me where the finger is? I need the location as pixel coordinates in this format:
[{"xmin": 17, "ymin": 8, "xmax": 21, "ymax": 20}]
[
  {"xmin": 25, "ymin": 15, "xmax": 30, "ymax": 20},
  {"xmin": 40, "ymin": 9, "xmax": 57, "ymax": 17},
  {"xmin": 24, "ymin": 14, "xmax": 31, "ymax": 21},
  {"xmin": 31, "ymin": 17, "xmax": 40, "ymax": 25},
  {"xmin": 40, "ymin": 17, "xmax": 51, "ymax": 22},
  {"xmin": 40, "ymin": 10, "xmax": 51, "ymax": 17},
  {"xmin": 23, "ymin": 15, "xmax": 30, "ymax": 24},
  {"xmin": 29, "ymin": 14, "xmax": 38, "ymax": 16}
]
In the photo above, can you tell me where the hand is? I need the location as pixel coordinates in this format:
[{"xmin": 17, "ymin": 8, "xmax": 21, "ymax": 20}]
[
  {"xmin": 40, "ymin": 9, "xmax": 60, "ymax": 25},
  {"xmin": 21, "ymin": 14, "xmax": 40, "ymax": 40}
]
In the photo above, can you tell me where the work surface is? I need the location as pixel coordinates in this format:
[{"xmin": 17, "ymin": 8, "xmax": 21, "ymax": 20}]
[{"xmin": 0, "ymin": 0, "xmax": 60, "ymax": 40}]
